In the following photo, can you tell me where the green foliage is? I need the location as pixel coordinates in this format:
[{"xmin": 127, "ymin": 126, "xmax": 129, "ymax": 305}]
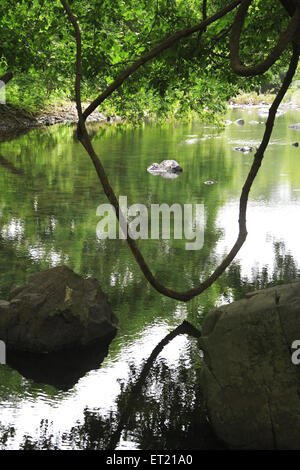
[{"xmin": 0, "ymin": 0, "xmax": 296, "ymax": 118}]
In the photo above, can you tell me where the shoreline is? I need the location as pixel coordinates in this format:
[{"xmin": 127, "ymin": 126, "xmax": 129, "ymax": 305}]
[
  {"xmin": 228, "ymin": 101, "xmax": 300, "ymax": 110},
  {"xmin": 1, "ymin": 99, "xmax": 300, "ymax": 140},
  {"xmin": 0, "ymin": 101, "xmax": 122, "ymax": 135}
]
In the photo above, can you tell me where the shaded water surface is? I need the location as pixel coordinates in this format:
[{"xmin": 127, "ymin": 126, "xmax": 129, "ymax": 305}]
[{"xmin": 0, "ymin": 106, "xmax": 300, "ymax": 449}]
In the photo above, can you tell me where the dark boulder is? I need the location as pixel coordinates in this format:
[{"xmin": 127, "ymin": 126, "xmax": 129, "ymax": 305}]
[
  {"xmin": 0, "ymin": 266, "xmax": 118, "ymax": 353},
  {"xmin": 199, "ymin": 280, "xmax": 300, "ymax": 449}
]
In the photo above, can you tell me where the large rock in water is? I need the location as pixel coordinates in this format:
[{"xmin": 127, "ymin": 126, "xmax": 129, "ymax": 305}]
[
  {"xmin": 0, "ymin": 266, "xmax": 118, "ymax": 353},
  {"xmin": 147, "ymin": 159, "xmax": 182, "ymax": 174},
  {"xmin": 199, "ymin": 280, "xmax": 300, "ymax": 449}
]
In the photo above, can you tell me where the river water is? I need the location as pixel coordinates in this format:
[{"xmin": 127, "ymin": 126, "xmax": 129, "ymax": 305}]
[{"xmin": 0, "ymin": 106, "xmax": 300, "ymax": 449}]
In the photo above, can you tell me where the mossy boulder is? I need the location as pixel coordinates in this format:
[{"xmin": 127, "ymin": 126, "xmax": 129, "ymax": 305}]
[
  {"xmin": 0, "ymin": 265, "xmax": 118, "ymax": 353},
  {"xmin": 199, "ymin": 280, "xmax": 300, "ymax": 449}
]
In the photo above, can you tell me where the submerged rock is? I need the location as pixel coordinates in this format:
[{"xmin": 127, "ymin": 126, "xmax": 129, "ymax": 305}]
[
  {"xmin": 204, "ymin": 180, "xmax": 217, "ymax": 185},
  {"xmin": 199, "ymin": 280, "xmax": 300, "ymax": 449},
  {"xmin": 289, "ymin": 123, "xmax": 300, "ymax": 131},
  {"xmin": 234, "ymin": 119, "xmax": 244, "ymax": 126},
  {"xmin": 232, "ymin": 146, "xmax": 255, "ymax": 153},
  {"xmin": 292, "ymin": 142, "xmax": 299, "ymax": 147},
  {"xmin": 258, "ymin": 108, "xmax": 285, "ymax": 118},
  {"xmin": 0, "ymin": 266, "xmax": 118, "ymax": 353},
  {"xmin": 147, "ymin": 159, "xmax": 182, "ymax": 176},
  {"xmin": 258, "ymin": 108, "xmax": 270, "ymax": 117}
]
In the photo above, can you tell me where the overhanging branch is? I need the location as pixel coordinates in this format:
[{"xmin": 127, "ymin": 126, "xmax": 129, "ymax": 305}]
[
  {"xmin": 60, "ymin": 0, "xmax": 299, "ymax": 302},
  {"xmin": 0, "ymin": 72, "xmax": 13, "ymax": 85},
  {"xmin": 81, "ymin": 0, "xmax": 242, "ymax": 120},
  {"xmin": 230, "ymin": 0, "xmax": 300, "ymax": 76}
]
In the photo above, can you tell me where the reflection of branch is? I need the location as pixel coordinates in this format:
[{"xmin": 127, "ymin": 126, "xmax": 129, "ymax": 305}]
[
  {"xmin": 0, "ymin": 155, "xmax": 24, "ymax": 176},
  {"xmin": 61, "ymin": 0, "xmax": 299, "ymax": 302},
  {"xmin": 107, "ymin": 320, "xmax": 201, "ymax": 450}
]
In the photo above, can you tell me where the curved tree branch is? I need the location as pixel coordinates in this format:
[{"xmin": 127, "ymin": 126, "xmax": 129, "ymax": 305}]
[
  {"xmin": 230, "ymin": 0, "xmax": 300, "ymax": 76},
  {"xmin": 279, "ymin": 0, "xmax": 297, "ymax": 16},
  {"xmin": 0, "ymin": 72, "xmax": 13, "ymax": 86},
  {"xmin": 60, "ymin": 0, "xmax": 83, "ymax": 123},
  {"xmin": 60, "ymin": 0, "xmax": 299, "ymax": 302}
]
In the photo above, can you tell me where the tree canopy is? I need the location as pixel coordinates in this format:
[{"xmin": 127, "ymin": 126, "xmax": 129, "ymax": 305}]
[{"xmin": 0, "ymin": 0, "xmax": 296, "ymax": 117}]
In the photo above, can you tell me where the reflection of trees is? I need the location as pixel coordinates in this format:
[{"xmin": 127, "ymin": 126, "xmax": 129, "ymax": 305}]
[
  {"xmin": 0, "ymin": 122, "xmax": 232, "ymax": 359},
  {"xmin": 0, "ymin": 240, "xmax": 298, "ymax": 450},
  {"xmin": 1, "ymin": 109, "xmax": 300, "ymax": 449},
  {"xmin": 0, "ymin": 154, "xmax": 24, "ymax": 176},
  {"xmin": 4, "ymin": 344, "xmax": 225, "ymax": 450},
  {"xmin": 219, "ymin": 240, "xmax": 299, "ymax": 302},
  {"xmin": 0, "ymin": 424, "xmax": 15, "ymax": 450}
]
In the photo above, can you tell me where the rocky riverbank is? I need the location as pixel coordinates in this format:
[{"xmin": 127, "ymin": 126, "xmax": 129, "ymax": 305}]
[{"xmin": 0, "ymin": 101, "xmax": 122, "ymax": 134}]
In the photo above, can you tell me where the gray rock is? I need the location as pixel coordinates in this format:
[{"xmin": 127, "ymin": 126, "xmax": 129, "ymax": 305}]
[
  {"xmin": 234, "ymin": 119, "xmax": 245, "ymax": 126},
  {"xmin": 204, "ymin": 180, "xmax": 217, "ymax": 185},
  {"xmin": 292, "ymin": 142, "xmax": 299, "ymax": 147},
  {"xmin": 147, "ymin": 159, "xmax": 182, "ymax": 176},
  {"xmin": 147, "ymin": 162, "xmax": 161, "ymax": 173},
  {"xmin": 159, "ymin": 159, "xmax": 183, "ymax": 172},
  {"xmin": 199, "ymin": 280, "xmax": 300, "ymax": 449},
  {"xmin": 232, "ymin": 146, "xmax": 255, "ymax": 153},
  {"xmin": 0, "ymin": 266, "xmax": 118, "ymax": 353},
  {"xmin": 289, "ymin": 123, "xmax": 300, "ymax": 131}
]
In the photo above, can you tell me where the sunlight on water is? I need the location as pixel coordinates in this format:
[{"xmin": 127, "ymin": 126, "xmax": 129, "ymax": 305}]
[{"xmin": 0, "ymin": 105, "xmax": 300, "ymax": 448}]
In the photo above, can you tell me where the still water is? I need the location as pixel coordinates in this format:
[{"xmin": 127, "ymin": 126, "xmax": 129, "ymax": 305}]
[{"xmin": 0, "ymin": 106, "xmax": 300, "ymax": 449}]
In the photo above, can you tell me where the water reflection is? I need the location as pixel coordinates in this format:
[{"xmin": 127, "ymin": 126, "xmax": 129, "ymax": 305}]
[
  {"xmin": 6, "ymin": 333, "xmax": 116, "ymax": 391},
  {"xmin": 0, "ymin": 238, "xmax": 298, "ymax": 450},
  {"xmin": 1, "ymin": 357, "xmax": 225, "ymax": 450},
  {"xmin": 0, "ymin": 107, "xmax": 300, "ymax": 448}
]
